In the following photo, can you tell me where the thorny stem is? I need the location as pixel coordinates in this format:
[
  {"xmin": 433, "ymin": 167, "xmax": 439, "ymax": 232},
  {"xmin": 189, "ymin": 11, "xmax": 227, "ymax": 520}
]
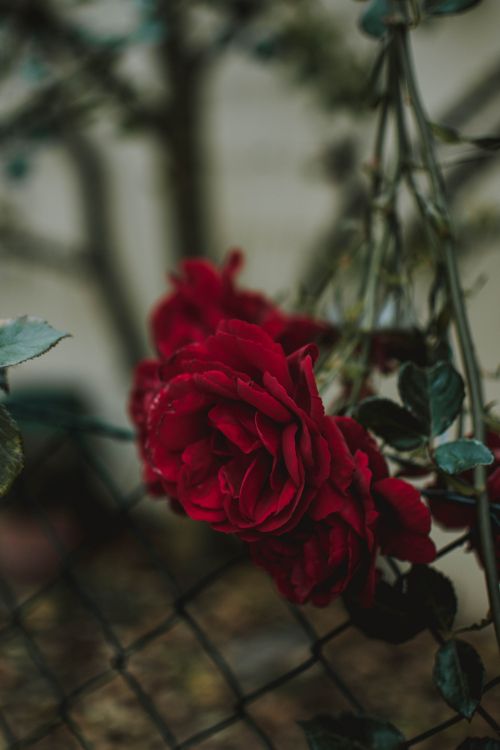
[
  {"xmin": 397, "ymin": 26, "xmax": 500, "ymax": 652},
  {"xmin": 345, "ymin": 53, "xmax": 394, "ymax": 407}
]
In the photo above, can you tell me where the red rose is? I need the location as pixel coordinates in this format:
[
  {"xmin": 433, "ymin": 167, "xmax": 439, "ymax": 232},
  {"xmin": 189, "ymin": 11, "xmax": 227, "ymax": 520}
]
[
  {"xmin": 249, "ymin": 521, "xmax": 374, "ymax": 607},
  {"xmin": 144, "ymin": 320, "xmax": 333, "ymax": 538},
  {"xmin": 138, "ymin": 320, "xmax": 434, "ymax": 606},
  {"xmin": 150, "ymin": 249, "xmax": 329, "ymax": 358},
  {"xmin": 250, "ymin": 416, "xmax": 435, "ymax": 606},
  {"xmin": 331, "ymin": 417, "xmax": 436, "ymax": 565},
  {"xmin": 429, "ymin": 431, "xmax": 500, "ymax": 571},
  {"xmin": 131, "ymin": 250, "xmax": 328, "ymax": 494}
]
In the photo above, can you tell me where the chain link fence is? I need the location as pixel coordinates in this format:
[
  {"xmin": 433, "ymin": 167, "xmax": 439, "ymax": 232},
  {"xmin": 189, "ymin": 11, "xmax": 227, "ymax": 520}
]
[{"xmin": 0, "ymin": 399, "xmax": 499, "ymax": 750}]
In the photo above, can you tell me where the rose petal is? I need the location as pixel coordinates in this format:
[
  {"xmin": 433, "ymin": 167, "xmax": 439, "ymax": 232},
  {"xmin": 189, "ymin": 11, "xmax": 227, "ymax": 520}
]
[
  {"xmin": 282, "ymin": 423, "xmax": 302, "ymax": 486},
  {"xmin": 335, "ymin": 416, "xmax": 388, "ymax": 481},
  {"xmin": 255, "ymin": 413, "xmax": 281, "ymax": 456},
  {"xmin": 237, "ymin": 379, "xmax": 291, "ymax": 423},
  {"xmin": 209, "ymin": 403, "xmax": 259, "ymax": 454},
  {"xmin": 374, "ymin": 478, "xmax": 431, "ymax": 535},
  {"xmin": 322, "ymin": 417, "xmax": 355, "ymax": 492},
  {"xmin": 207, "ymin": 322, "xmax": 292, "ymax": 390},
  {"xmin": 380, "ymin": 529, "xmax": 436, "ymax": 564}
]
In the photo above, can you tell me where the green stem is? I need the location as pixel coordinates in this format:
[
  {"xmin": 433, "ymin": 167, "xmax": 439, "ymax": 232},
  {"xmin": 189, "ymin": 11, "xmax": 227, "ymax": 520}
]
[
  {"xmin": 347, "ymin": 55, "xmax": 394, "ymax": 408},
  {"xmin": 398, "ymin": 28, "xmax": 500, "ymax": 653},
  {"xmin": 319, "ymin": 52, "xmax": 392, "ymax": 404}
]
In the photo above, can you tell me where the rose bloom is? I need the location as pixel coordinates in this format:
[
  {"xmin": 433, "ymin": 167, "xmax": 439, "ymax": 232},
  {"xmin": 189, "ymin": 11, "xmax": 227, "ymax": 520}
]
[
  {"xmin": 139, "ymin": 320, "xmax": 435, "ymax": 604},
  {"xmin": 429, "ymin": 431, "xmax": 500, "ymax": 572},
  {"xmin": 131, "ymin": 250, "xmax": 329, "ymax": 493},
  {"xmin": 250, "ymin": 417, "xmax": 436, "ymax": 605},
  {"xmin": 150, "ymin": 249, "xmax": 330, "ymax": 358}
]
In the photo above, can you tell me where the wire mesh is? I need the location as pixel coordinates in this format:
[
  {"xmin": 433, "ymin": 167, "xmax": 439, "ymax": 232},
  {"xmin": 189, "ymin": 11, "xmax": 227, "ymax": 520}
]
[{"xmin": 0, "ymin": 407, "xmax": 499, "ymax": 750}]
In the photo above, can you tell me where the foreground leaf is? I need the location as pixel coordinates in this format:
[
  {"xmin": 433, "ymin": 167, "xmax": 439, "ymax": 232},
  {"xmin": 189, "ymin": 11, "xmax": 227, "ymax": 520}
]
[
  {"xmin": 434, "ymin": 439, "xmax": 494, "ymax": 474},
  {"xmin": 398, "ymin": 361, "xmax": 465, "ymax": 437},
  {"xmin": 344, "ymin": 579, "xmax": 426, "ymax": 644},
  {"xmin": 433, "ymin": 639, "xmax": 485, "ymax": 719},
  {"xmin": 355, "ymin": 397, "xmax": 427, "ymax": 450},
  {"xmin": 346, "ymin": 566, "xmax": 456, "ymax": 643},
  {"xmin": 0, "ymin": 403, "xmax": 23, "ymax": 496},
  {"xmin": 0, "ymin": 316, "xmax": 69, "ymax": 368},
  {"xmin": 300, "ymin": 714, "xmax": 405, "ymax": 750},
  {"xmin": 407, "ymin": 565, "xmax": 457, "ymax": 633},
  {"xmin": 359, "ymin": 0, "xmax": 401, "ymax": 38},
  {"xmin": 423, "ymin": 0, "xmax": 483, "ymax": 15},
  {"xmin": 0, "ymin": 368, "xmax": 8, "ymax": 393},
  {"xmin": 457, "ymin": 740, "xmax": 500, "ymax": 750}
]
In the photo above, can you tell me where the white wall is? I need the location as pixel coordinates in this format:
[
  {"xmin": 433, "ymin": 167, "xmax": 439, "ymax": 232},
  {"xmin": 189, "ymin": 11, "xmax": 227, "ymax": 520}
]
[{"xmin": 0, "ymin": 0, "xmax": 499, "ymax": 617}]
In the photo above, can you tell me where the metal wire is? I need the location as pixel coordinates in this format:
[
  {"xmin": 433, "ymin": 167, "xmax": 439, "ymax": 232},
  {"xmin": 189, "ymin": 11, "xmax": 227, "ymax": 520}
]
[{"xmin": 0, "ymin": 416, "xmax": 498, "ymax": 750}]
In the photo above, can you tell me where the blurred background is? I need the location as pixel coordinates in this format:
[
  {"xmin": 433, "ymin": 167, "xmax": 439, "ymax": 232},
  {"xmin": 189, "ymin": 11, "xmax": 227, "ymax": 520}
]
[{"xmin": 0, "ymin": 1, "xmax": 500, "ymax": 747}]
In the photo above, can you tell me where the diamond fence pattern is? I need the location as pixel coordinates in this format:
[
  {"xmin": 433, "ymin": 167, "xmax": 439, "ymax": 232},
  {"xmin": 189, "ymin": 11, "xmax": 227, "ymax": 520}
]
[{"xmin": 0, "ymin": 407, "xmax": 499, "ymax": 750}]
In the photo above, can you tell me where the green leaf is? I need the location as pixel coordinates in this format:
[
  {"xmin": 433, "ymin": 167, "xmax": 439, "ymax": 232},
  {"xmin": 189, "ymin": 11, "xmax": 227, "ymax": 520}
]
[
  {"xmin": 423, "ymin": 0, "xmax": 483, "ymax": 16},
  {"xmin": 344, "ymin": 579, "xmax": 426, "ymax": 645},
  {"xmin": 346, "ymin": 567, "xmax": 456, "ymax": 643},
  {"xmin": 457, "ymin": 740, "xmax": 500, "ymax": 750},
  {"xmin": 359, "ymin": 0, "xmax": 401, "ymax": 39},
  {"xmin": 407, "ymin": 565, "xmax": 457, "ymax": 633},
  {"xmin": 434, "ymin": 439, "xmax": 494, "ymax": 474},
  {"xmin": 0, "ymin": 368, "xmax": 8, "ymax": 394},
  {"xmin": 433, "ymin": 639, "xmax": 485, "ymax": 719},
  {"xmin": 0, "ymin": 316, "xmax": 69, "ymax": 369},
  {"xmin": 398, "ymin": 361, "xmax": 465, "ymax": 437},
  {"xmin": 300, "ymin": 714, "xmax": 405, "ymax": 750},
  {"xmin": 0, "ymin": 403, "xmax": 23, "ymax": 496},
  {"xmin": 355, "ymin": 397, "xmax": 427, "ymax": 450}
]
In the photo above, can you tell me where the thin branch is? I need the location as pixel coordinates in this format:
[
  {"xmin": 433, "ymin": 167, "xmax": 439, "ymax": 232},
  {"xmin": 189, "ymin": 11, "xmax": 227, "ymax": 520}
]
[
  {"xmin": 0, "ymin": 0, "xmax": 167, "ymax": 133},
  {"xmin": 64, "ymin": 131, "xmax": 147, "ymax": 368},
  {"xmin": 397, "ymin": 25, "xmax": 500, "ymax": 654}
]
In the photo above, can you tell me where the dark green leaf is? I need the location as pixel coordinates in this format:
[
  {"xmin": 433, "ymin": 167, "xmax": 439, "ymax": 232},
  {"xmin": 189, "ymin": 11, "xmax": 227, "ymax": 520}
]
[
  {"xmin": 359, "ymin": 0, "xmax": 401, "ymax": 39},
  {"xmin": 433, "ymin": 639, "xmax": 485, "ymax": 719},
  {"xmin": 346, "ymin": 566, "xmax": 456, "ymax": 643},
  {"xmin": 300, "ymin": 714, "xmax": 405, "ymax": 750},
  {"xmin": 0, "ymin": 316, "xmax": 69, "ymax": 368},
  {"xmin": 0, "ymin": 368, "xmax": 8, "ymax": 394},
  {"xmin": 457, "ymin": 739, "xmax": 500, "ymax": 750},
  {"xmin": 424, "ymin": 0, "xmax": 483, "ymax": 15},
  {"xmin": 434, "ymin": 439, "xmax": 494, "ymax": 474},
  {"xmin": 0, "ymin": 403, "xmax": 23, "ymax": 496},
  {"xmin": 407, "ymin": 565, "xmax": 457, "ymax": 633},
  {"xmin": 355, "ymin": 397, "xmax": 427, "ymax": 450},
  {"xmin": 398, "ymin": 361, "xmax": 465, "ymax": 437},
  {"xmin": 344, "ymin": 579, "xmax": 426, "ymax": 644}
]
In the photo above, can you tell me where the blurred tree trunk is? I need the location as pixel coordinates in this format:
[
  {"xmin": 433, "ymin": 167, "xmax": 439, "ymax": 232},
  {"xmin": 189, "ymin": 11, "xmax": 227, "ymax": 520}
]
[
  {"xmin": 65, "ymin": 133, "xmax": 147, "ymax": 368},
  {"xmin": 156, "ymin": 0, "xmax": 212, "ymax": 261}
]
